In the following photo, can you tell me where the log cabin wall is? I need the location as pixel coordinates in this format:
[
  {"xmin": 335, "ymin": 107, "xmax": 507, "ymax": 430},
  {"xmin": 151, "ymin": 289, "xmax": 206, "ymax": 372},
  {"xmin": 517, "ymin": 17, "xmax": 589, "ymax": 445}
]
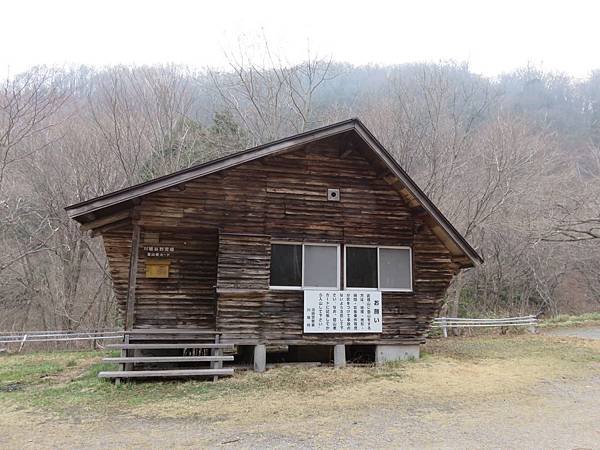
[
  {"xmin": 101, "ymin": 133, "xmax": 455, "ymax": 344},
  {"xmin": 104, "ymin": 228, "xmax": 218, "ymax": 329}
]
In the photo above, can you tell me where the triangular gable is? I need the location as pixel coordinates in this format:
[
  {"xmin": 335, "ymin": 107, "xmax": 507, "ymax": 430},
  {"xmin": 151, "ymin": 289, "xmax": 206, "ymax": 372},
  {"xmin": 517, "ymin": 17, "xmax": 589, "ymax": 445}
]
[{"xmin": 65, "ymin": 118, "xmax": 483, "ymax": 267}]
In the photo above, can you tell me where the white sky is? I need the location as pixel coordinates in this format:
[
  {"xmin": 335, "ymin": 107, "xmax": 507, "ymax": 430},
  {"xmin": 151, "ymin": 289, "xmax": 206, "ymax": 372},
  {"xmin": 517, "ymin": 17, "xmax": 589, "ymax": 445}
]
[{"xmin": 1, "ymin": 0, "xmax": 599, "ymax": 78}]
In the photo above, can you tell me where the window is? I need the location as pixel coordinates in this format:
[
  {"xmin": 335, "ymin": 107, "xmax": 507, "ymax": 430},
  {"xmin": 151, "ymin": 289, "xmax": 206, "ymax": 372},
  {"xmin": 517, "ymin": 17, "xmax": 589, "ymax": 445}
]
[
  {"xmin": 270, "ymin": 243, "xmax": 339, "ymax": 289},
  {"xmin": 379, "ymin": 247, "xmax": 412, "ymax": 290},
  {"xmin": 345, "ymin": 247, "xmax": 378, "ymax": 288},
  {"xmin": 345, "ymin": 246, "xmax": 412, "ymax": 291},
  {"xmin": 270, "ymin": 244, "xmax": 302, "ymax": 288},
  {"xmin": 270, "ymin": 243, "xmax": 411, "ymax": 291},
  {"xmin": 304, "ymin": 244, "xmax": 339, "ymax": 288}
]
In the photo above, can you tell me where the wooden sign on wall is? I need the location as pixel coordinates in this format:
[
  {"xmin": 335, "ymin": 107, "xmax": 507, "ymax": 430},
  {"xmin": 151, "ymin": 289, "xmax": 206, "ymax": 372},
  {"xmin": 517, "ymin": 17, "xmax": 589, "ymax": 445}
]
[
  {"xmin": 146, "ymin": 259, "xmax": 170, "ymax": 278},
  {"xmin": 143, "ymin": 246, "xmax": 174, "ymax": 258}
]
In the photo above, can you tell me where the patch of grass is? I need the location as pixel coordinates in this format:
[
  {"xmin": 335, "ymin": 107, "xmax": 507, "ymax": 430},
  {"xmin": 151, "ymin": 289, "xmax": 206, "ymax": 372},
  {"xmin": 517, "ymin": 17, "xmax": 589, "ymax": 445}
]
[
  {"xmin": 0, "ymin": 350, "xmax": 107, "ymax": 385},
  {"xmin": 2, "ymin": 353, "xmax": 411, "ymax": 415},
  {"xmin": 1, "ymin": 335, "xmax": 599, "ymax": 422},
  {"xmin": 15, "ymin": 361, "xmax": 413, "ymax": 414},
  {"xmin": 540, "ymin": 312, "xmax": 600, "ymax": 328},
  {"xmin": 424, "ymin": 334, "xmax": 600, "ymax": 364}
]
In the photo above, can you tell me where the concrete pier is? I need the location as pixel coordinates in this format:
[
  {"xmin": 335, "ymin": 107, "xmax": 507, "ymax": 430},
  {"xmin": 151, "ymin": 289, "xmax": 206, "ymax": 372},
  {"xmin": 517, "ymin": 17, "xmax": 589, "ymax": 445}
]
[
  {"xmin": 333, "ymin": 344, "xmax": 346, "ymax": 368},
  {"xmin": 375, "ymin": 344, "xmax": 420, "ymax": 365},
  {"xmin": 253, "ymin": 344, "xmax": 266, "ymax": 372}
]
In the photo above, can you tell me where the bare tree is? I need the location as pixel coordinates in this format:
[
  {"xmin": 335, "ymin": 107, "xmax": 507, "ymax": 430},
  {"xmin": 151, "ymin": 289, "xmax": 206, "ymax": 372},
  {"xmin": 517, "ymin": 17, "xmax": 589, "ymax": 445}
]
[
  {"xmin": 0, "ymin": 68, "xmax": 69, "ymax": 278},
  {"xmin": 2, "ymin": 59, "xmax": 600, "ymax": 333},
  {"xmin": 209, "ymin": 40, "xmax": 337, "ymax": 144},
  {"xmin": 0, "ymin": 68, "xmax": 68, "ymax": 190},
  {"xmin": 542, "ymin": 143, "xmax": 600, "ymax": 242}
]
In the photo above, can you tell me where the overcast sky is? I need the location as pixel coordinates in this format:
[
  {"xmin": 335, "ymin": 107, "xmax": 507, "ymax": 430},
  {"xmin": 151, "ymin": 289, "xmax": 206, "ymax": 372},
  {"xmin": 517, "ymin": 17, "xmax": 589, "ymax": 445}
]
[{"xmin": 1, "ymin": 0, "xmax": 598, "ymax": 78}]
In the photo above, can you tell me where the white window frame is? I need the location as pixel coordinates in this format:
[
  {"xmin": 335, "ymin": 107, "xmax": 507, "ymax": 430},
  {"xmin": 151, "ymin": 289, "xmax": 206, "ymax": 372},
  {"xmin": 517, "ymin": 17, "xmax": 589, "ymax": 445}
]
[
  {"xmin": 378, "ymin": 245, "xmax": 413, "ymax": 292},
  {"xmin": 344, "ymin": 245, "xmax": 413, "ymax": 292},
  {"xmin": 269, "ymin": 241, "xmax": 341, "ymax": 291}
]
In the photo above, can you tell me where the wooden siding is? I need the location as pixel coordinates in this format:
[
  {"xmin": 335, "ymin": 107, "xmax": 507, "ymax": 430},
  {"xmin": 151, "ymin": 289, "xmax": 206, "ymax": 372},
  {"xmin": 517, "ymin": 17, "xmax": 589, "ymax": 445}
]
[
  {"xmin": 104, "ymin": 228, "xmax": 218, "ymax": 329},
  {"xmin": 102, "ymin": 135, "xmax": 456, "ymax": 344},
  {"xmin": 214, "ymin": 224, "xmax": 452, "ymax": 345},
  {"xmin": 217, "ymin": 234, "xmax": 271, "ymax": 291}
]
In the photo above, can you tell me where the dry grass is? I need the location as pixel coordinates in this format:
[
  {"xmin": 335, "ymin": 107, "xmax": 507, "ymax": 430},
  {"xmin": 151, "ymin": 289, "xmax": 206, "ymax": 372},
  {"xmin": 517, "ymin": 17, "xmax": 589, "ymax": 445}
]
[
  {"xmin": 1, "ymin": 334, "xmax": 599, "ymax": 428},
  {"xmin": 540, "ymin": 312, "xmax": 600, "ymax": 328},
  {"xmin": 2, "ymin": 334, "xmax": 599, "ymax": 449},
  {"xmin": 134, "ymin": 335, "xmax": 600, "ymax": 424}
]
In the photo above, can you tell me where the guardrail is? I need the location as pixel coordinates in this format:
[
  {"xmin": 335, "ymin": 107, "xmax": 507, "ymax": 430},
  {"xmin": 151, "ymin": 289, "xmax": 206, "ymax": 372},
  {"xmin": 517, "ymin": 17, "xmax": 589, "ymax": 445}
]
[
  {"xmin": 432, "ymin": 315, "xmax": 538, "ymax": 337},
  {"xmin": 0, "ymin": 330, "xmax": 124, "ymax": 352},
  {"xmin": 0, "ymin": 316, "xmax": 540, "ymax": 352}
]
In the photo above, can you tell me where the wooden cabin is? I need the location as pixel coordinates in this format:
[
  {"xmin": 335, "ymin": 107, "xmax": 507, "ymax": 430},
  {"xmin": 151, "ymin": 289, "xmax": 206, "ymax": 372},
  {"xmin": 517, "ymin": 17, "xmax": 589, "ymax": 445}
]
[{"xmin": 66, "ymin": 118, "xmax": 482, "ymax": 380}]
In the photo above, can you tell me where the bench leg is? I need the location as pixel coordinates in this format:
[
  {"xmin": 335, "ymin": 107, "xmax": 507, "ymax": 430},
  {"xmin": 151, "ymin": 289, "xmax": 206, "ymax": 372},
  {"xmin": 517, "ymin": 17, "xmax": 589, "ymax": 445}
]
[{"xmin": 211, "ymin": 335, "xmax": 222, "ymax": 381}]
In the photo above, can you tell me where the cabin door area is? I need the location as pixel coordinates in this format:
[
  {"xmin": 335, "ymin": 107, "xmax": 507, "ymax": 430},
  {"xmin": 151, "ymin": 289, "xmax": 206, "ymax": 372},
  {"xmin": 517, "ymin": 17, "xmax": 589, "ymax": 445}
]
[{"xmin": 135, "ymin": 228, "xmax": 218, "ymax": 330}]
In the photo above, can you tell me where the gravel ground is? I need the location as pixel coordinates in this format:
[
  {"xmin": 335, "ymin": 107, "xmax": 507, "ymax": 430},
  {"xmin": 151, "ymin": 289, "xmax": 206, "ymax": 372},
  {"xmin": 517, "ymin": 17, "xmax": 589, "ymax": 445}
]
[
  {"xmin": 2, "ymin": 372, "xmax": 599, "ymax": 449},
  {"xmin": 2, "ymin": 331, "xmax": 600, "ymax": 449},
  {"xmin": 543, "ymin": 326, "xmax": 600, "ymax": 340}
]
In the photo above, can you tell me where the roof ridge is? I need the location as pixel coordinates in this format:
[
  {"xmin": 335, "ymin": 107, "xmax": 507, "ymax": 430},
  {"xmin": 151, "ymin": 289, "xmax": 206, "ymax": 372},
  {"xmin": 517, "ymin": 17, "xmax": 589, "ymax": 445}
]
[{"xmin": 65, "ymin": 118, "xmax": 483, "ymax": 266}]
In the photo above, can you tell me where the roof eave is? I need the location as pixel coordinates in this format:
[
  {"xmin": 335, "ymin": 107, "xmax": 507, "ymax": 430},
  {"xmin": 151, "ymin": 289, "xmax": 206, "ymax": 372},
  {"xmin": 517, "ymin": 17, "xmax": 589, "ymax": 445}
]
[
  {"xmin": 66, "ymin": 118, "xmax": 483, "ymax": 266},
  {"xmin": 66, "ymin": 119, "xmax": 358, "ymax": 220},
  {"xmin": 351, "ymin": 120, "xmax": 483, "ymax": 266}
]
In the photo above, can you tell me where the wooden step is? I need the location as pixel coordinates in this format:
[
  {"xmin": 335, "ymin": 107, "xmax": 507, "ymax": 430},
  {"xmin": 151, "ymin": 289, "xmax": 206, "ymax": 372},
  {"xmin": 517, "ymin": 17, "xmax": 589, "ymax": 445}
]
[
  {"xmin": 103, "ymin": 355, "xmax": 234, "ymax": 363},
  {"xmin": 106, "ymin": 343, "xmax": 234, "ymax": 350},
  {"xmin": 127, "ymin": 335, "xmax": 216, "ymax": 340},
  {"xmin": 98, "ymin": 368, "xmax": 234, "ymax": 378},
  {"xmin": 124, "ymin": 329, "xmax": 221, "ymax": 335}
]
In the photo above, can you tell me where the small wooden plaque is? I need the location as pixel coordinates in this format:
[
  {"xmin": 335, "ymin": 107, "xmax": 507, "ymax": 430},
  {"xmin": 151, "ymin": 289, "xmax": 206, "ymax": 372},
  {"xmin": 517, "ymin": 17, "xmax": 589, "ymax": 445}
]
[{"xmin": 146, "ymin": 260, "xmax": 170, "ymax": 278}]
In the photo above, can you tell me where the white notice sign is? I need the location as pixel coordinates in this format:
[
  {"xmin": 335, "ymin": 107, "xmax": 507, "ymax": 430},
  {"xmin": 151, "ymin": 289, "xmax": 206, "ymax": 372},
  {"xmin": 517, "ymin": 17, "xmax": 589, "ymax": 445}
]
[{"xmin": 303, "ymin": 290, "xmax": 382, "ymax": 333}]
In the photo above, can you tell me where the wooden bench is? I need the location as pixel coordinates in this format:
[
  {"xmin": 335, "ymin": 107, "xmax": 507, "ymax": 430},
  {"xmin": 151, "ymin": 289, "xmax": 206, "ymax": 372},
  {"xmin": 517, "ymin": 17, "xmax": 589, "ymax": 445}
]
[
  {"xmin": 106, "ymin": 343, "xmax": 234, "ymax": 350},
  {"xmin": 123, "ymin": 329, "xmax": 221, "ymax": 334},
  {"xmin": 101, "ymin": 329, "xmax": 235, "ymax": 383},
  {"xmin": 103, "ymin": 355, "xmax": 234, "ymax": 364},
  {"xmin": 98, "ymin": 368, "xmax": 234, "ymax": 379}
]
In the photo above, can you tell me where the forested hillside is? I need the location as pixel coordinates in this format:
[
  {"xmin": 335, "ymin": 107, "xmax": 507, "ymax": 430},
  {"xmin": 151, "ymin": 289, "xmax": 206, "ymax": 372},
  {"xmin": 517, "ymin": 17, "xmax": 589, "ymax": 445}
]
[{"xmin": 2, "ymin": 57, "xmax": 599, "ymax": 331}]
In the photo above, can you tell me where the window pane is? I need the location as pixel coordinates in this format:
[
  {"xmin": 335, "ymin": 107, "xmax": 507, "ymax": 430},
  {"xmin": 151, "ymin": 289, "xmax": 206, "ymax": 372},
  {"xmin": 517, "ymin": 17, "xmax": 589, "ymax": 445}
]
[
  {"xmin": 270, "ymin": 244, "xmax": 302, "ymax": 286},
  {"xmin": 304, "ymin": 245, "xmax": 338, "ymax": 288},
  {"xmin": 379, "ymin": 248, "xmax": 411, "ymax": 290},
  {"xmin": 346, "ymin": 247, "xmax": 378, "ymax": 288}
]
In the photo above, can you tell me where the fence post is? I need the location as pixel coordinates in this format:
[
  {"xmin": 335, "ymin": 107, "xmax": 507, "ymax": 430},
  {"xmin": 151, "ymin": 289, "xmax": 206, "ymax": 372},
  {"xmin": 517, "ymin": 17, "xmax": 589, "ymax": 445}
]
[
  {"xmin": 442, "ymin": 318, "xmax": 448, "ymax": 338},
  {"xmin": 18, "ymin": 334, "xmax": 28, "ymax": 353},
  {"xmin": 527, "ymin": 317, "xmax": 538, "ymax": 334}
]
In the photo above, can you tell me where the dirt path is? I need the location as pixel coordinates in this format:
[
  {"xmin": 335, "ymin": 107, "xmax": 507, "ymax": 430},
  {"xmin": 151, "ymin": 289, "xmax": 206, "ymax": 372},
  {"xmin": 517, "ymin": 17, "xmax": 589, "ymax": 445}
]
[
  {"xmin": 2, "ymin": 373, "xmax": 599, "ymax": 449},
  {"xmin": 543, "ymin": 326, "xmax": 600, "ymax": 340}
]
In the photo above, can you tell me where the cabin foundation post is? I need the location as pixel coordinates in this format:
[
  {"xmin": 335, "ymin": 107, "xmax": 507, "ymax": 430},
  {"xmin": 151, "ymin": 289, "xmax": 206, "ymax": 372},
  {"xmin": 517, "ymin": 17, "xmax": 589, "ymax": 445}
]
[
  {"xmin": 253, "ymin": 344, "xmax": 266, "ymax": 373},
  {"xmin": 122, "ymin": 224, "xmax": 140, "ymax": 381},
  {"xmin": 375, "ymin": 344, "xmax": 420, "ymax": 365},
  {"xmin": 124, "ymin": 223, "xmax": 140, "ymax": 331},
  {"xmin": 333, "ymin": 344, "xmax": 346, "ymax": 368}
]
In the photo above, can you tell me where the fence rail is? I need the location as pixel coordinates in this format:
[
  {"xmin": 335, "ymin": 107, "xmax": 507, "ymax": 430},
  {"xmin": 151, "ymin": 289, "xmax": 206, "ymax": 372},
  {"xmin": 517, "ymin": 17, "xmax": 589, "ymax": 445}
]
[
  {"xmin": 0, "ymin": 330, "xmax": 124, "ymax": 351},
  {"xmin": 432, "ymin": 315, "xmax": 538, "ymax": 337},
  {"xmin": 0, "ymin": 315, "xmax": 539, "ymax": 350}
]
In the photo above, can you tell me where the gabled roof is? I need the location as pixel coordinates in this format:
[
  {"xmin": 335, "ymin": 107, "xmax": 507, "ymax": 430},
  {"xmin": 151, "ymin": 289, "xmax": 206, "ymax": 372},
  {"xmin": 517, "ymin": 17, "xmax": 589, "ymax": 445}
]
[{"xmin": 66, "ymin": 118, "xmax": 483, "ymax": 267}]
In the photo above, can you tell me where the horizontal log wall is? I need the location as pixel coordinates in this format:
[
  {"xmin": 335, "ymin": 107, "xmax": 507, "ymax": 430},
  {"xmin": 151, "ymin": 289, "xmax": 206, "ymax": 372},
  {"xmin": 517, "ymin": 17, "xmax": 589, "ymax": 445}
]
[
  {"xmin": 102, "ymin": 134, "xmax": 456, "ymax": 344},
  {"xmin": 217, "ymin": 234, "xmax": 271, "ymax": 291},
  {"xmin": 104, "ymin": 228, "xmax": 218, "ymax": 329},
  {"xmin": 103, "ymin": 229, "xmax": 132, "ymax": 321},
  {"xmin": 214, "ymin": 224, "xmax": 452, "ymax": 345}
]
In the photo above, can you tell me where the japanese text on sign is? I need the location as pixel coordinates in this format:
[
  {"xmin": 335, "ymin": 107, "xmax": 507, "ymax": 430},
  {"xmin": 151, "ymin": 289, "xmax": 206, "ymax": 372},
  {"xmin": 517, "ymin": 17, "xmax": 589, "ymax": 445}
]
[
  {"xmin": 304, "ymin": 290, "xmax": 382, "ymax": 333},
  {"xmin": 143, "ymin": 246, "xmax": 174, "ymax": 258}
]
